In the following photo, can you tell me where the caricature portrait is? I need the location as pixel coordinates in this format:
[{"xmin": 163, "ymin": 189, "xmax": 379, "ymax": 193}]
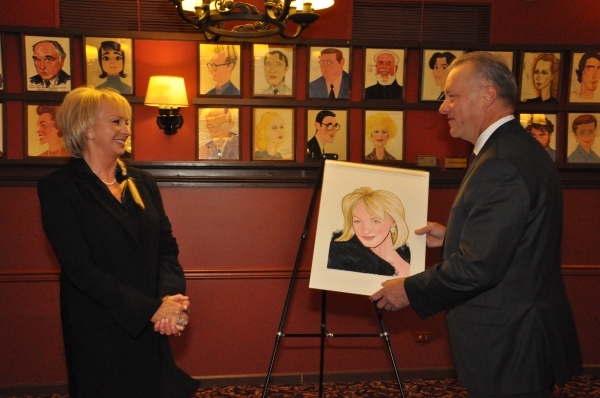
[
  {"xmin": 520, "ymin": 52, "xmax": 560, "ymax": 103},
  {"xmin": 0, "ymin": 103, "xmax": 3, "ymax": 157},
  {"xmin": 364, "ymin": 48, "xmax": 405, "ymax": 100},
  {"xmin": 308, "ymin": 46, "xmax": 350, "ymax": 99},
  {"xmin": 0, "ymin": 40, "xmax": 4, "ymax": 90},
  {"xmin": 567, "ymin": 113, "xmax": 600, "ymax": 163},
  {"xmin": 253, "ymin": 44, "xmax": 293, "ymax": 97},
  {"xmin": 253, "ymin": 108, "xmax": 294, "ymax": 160},
  {"xmin": 569, "ymin": 52, "xmax": 600, "ymax": 103},
  {"xmin": 200, "ymin": 44, "xmax": 241, "ymax": 96},
  {"xmin": 27, "ymin": 104, "xmax": 69, "ymax": 157},
  {"xmin": 482, "ymin": 51, "xmax": 514, "ymax": 71},
  {"xmin": 306, "ymin": 109, "xmax": 347, "ymax": 161},
  {"xmin": 85, "ymin": 37, "xmax": 133, "ymax": 95},
  {"xmin": 421, "ymin": 49, "xmax": 463, "ymax": 101},
  {"xmin": 519, "ymin": 114, "xmax": 557, "ymax": 162},
  {"xmin": 364, "ymin": 111, "xmax": 403, "ymax": 161},
  {"xmin": 25, "ymin": 36, "xmax": 71, "ymax": 92},
  {"xmin": 198, "ymin": 108, "xmax": 240, "ymax": 160}
]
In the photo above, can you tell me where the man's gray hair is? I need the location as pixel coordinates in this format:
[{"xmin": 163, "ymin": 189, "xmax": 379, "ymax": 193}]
[{"xmin": 374, "ymin": 50, "xmax": 400, "ymax": 65}]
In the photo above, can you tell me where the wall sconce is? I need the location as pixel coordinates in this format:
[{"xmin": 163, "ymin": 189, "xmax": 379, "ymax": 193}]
[{"xmin": 144, "ymin": 76, "xmax": 189, "ymax": 135}]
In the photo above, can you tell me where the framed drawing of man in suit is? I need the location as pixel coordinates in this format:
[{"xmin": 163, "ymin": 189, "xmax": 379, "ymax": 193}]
[
  {"xmin": 566, "ymin": 113, "xmax": 600, "ymax": 163},
  {"xmin": 252, "ymin": 108, "xmax": 294, "ymax": 161},
  {"xmin": 199, "ymin": 44, "xmax": 241, "ymax": 96},
  {"xmin": 85, "ymin": 37, "xmax": 134, "ymax": 95},
  {"xmin": 420, "ymin": 49, "xmax": 464, "ymax": 101},
  {"xmin": 519, "ymin": 113, "xmax": 557, "ymax": 162},
  {"xmin": 0, "ymin": 103, "xmax": 4, "ymax": 157},
  {"xmin": 308, "ymin": 46, "xmax": 351, "ymax": 99},
  {"xmin": 24, "ymin": 35, "xmax": 71, "ymax": 92},
  {"xmin": 364, "ymin": 110, "xmax": 404, "ymax": 162},
  {"xmin": 568, "ymin": 52, "xmax": 600, "ymax": 103},
  {"xmin": 197, "ymin": 107, "xmax": 241, "ymax": 160},
  {"xmin": 253, "ymin": 44, "xmax": 294, "ymax": 97},
  {"xmin": 363, "ymin": 48, "xmax": 405, "ymax": 100},
  {"xmin": 305, "ymin": 109, "xmax": 347, "ymax": 161},
  {"xmin": 519, "ymin": 52, "xmax": 561, "ymax": 103}
]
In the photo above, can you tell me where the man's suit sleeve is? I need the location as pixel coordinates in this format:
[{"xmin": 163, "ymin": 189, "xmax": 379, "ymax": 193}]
[{"xmin": 405, "ymin": 157, "xmax": 531, "ymax": 319}]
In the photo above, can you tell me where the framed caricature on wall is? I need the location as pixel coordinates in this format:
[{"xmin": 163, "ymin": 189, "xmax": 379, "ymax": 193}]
[
  {"xmin": 484, "ymin": 51, "xmax": 514, "ymax": 72},
  {"xmin": 252, "ymin": 108, "xmax": 294, "ymax": 160},
  {"xmin": 0, "ymin": 34, "xmax": 4, "ymax": 91},
  {"xmin": 420, "ymin": 49, "xmax": 464, "ymax": 101},
  {"xmin": 199, "ymin": 44, "xmax": 241, "ymax": 96},
  {"xmin": 568, "ymin": 52, "xmax": 600, "ymax": 103},
  {"xmin": 566, "ymin": 113, "xmax": 600, "ymax": 163},
  {"xmin": 26, "ymin": 103, "xmax": 69, "ymax": 157},
  {"xmin": 23, "ymin": 35, "xmax": 71, "ymax": 92},
  {"xmin": 519, "ymin": 52, "xmax": 561, "ymax": 103},
  {"xmin": 306, "ymin": 109, "xmax": 347, "ymax": 161},
  {"xmin": 364, "ymin": 48, "xmax": 405, "ymax": 100},
  {"xmin": 308, "ymin": 46, "xmax": 351, "ymax": 99},
  {"xmin": 197, "ymin": 107, "xmax": 241, "ymax": 160},
  {"xmin": 253, "ymin": 44, "xmax": 294, "ymax": 97},
  {"xmin": 364, "ymin": 110, "xmax": 404, "ymax": 161},
  {"xmin": 519, "ymin": 113, "xmax": 558, "ymax": 162},
  {"xmin": 85, "ymin": 37, "xmax": 134, "ymax": 95},
  {"xmin": 0, "ymin": 103, "xmax": 4, "ymax": 157}
]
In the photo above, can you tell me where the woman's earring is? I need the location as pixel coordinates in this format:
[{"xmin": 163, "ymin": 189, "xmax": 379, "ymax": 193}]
[
  {"xmin": 350, "ymin": 228, "xmax": 355, "ymax": 235},
  {"xmin": 390, "ymin": 226, "xmax": 397, "ymax": 233}
]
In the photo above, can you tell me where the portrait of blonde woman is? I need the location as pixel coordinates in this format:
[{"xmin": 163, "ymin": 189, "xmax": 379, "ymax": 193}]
[
  {"xmin": 364, "ymin": 111, "xmax": 403, "ymax": 161},
  {"xmin": 520, "ymin": 52, "xmax": 560, "ymax": 103},
  {"xmin": 28, "ymin": 104, "xmax": 69, "ymax": 157},
  {"xmin": 253, "ymin": 108, "xmax": 294, "ymax": 160},
  {"xmin": 327, "ymin": 187, "xmax": 411, "ymax": 277}
]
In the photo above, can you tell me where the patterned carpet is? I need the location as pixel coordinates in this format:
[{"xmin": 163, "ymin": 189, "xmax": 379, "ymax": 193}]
[{"xmin": 3, "ymin": 375, "xmax": 599, "ymax": 397}]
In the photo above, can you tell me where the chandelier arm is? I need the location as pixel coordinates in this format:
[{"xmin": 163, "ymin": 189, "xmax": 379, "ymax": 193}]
[
  {"xmin": 168, "ymin": 0, "xmax": 210, "ymax": 30},
  {"xmin": 278, "ymin": 23, "xmax": 305, "ymax": 40}
]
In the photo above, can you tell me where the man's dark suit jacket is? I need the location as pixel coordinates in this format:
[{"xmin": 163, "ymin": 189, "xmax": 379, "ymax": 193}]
[
  {"xmin": 364, "ymin": 80, "xmax": 403, "ymax": 99},
  {"xmin": 38, "ymin": 157, "xmax": 199, "ymax": 397},
  {"xmin": 206, "ymin": 81, "xmax": 240, "ymax": 95},
  {"xmin": 404, "ymin": 119, "xmax": 582, "ymax": 396},
  {"xmin": 309, "ymin": 71, "xmax": 350, "ymax": 98},
  {"xmin": 204, "ymin": 132, "xmax": 239, "ymax": 159},
  {"xmin": 29, "ymin": 69, "xmax": 71, "ymax": 86},
  {"xmin": 306, "ymin": 136, "xmax": 322, "ymax": 160}
]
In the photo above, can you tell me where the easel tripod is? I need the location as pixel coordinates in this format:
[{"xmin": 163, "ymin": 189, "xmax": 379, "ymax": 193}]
[{"xmin": 262, "ymin": 155, "xmax": 405, "ymax": 398}]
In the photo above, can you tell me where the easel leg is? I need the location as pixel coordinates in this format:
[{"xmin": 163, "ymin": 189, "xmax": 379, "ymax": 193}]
[
  {"xmin": 319, "ymin": 290, "xmax": 327, "ymax": 398},
  {"xmin": 375, "ymin": 303, "xmax": 406, "ymax": 398}
]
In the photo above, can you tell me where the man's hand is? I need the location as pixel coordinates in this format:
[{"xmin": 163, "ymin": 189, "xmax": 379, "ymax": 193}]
[
  {"xmin": 414, "ymin": 222, "xmax": 446, "ymax": 248},
  {"xmin": 152, "ymin": 295, "xmax": 190, "ymax": 336},
  {"xmin": 370, "ymin": 277, "xmax": 409, "ymax": 311}
]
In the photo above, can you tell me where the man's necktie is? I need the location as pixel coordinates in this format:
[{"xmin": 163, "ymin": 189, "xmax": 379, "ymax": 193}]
[
  {"xmin": 273, "ymin": 89, "xmax": 279, "ymax": 95},
  {"xmin": 44, "ymin": 80, "xmax": 51, "ymax": 88},
  {"xmin": 329, "ymin": 84, "xmax": 335, "ymax": 98}
]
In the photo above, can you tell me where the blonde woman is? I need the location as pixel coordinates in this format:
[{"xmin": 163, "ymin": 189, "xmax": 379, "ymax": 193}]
[
  {"xmin": 365, "ymin": 112, "xmax": 397, "ymax": 160},
  {"xmin": 526, "ymin": 53, "xmax": 559, "ymax": 103},
  {"xmin": 254, "ymin": 111, "xmax": 285, "ymax": 159},
  {"xmin": 327, "ymin": 187, "xmax": 410, "ymax": 276}
]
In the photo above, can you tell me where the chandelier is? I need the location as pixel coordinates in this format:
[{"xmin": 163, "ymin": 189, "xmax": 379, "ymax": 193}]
[{"xmin": 168, "ymin": 0, "xmax": 333, "ymax": 42}]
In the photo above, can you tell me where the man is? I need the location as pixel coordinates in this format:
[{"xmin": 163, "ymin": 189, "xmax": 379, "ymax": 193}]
[
  {"xmin": 199, "ymin": 108, "xmax": 239, "ymax": 160},
  {"xmin": 572, "ymin": 52, "xmax": 600, "ymax": 101},
  {"xmin": 364, "ymin": 50, "xmax": 403, "ymax": 99},
  {"xmin": 309, "ymin": 48, "xmax": 349, "ymax": 99},
  {"xmin": 206, "ymin": 45, "xmax": 239, "ymax": 95},
  {"xmin": 567, "ymin": 114, "xmax": 600, "ymax": 163},
  {"xmin": 29, "ymin": 40, "xmax": 71, "ymax": 90},
  {"xmin": 261, "ymin": 50, "xmax": 291, "ymax": 95},
  {"xmin": 371, "ymin": 52, "xmax": 581, "ymax": 397},
  {"xmin": 525, "ymin": 115, "xmax": 556, "ymax": 161},
  {"xmin": 306, "ymin": 110, "xmax": 339, "ymax": 160}
]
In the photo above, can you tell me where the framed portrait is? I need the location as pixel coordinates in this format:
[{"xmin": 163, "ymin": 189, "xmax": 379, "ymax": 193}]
[
  {"xmin": 197, "ymin": 107, "xmax": 241, "ymax": 160},
  {"xmin": 309, "ymin": 160, "xmax": 429, "ymax": 296},
  {"xmin": 308, "ymin": 46, "xmax": 351, "ymax": 99},
  {"xmin": 483, "ymin": 51, "xmax": 514, "ymax": 72},
  {"xmin": 252, "ymin": 107, "xmax": 294, "ymax": 161},
  {"xmin": 199, "ymin": 43, "xmax": 241, "ymax": 96},
  {"xmin": 25, "ymin": 103, "xmax": 70, "ymax": 157},
  {"xmin": 363, "ymin": 48, "xmax": 405, "ymax": 100},
  {"xmin": 420, "ymin": 49, "xmax": 464, "ymax": 101},
  {"xmin": 568, "ymin": 52, "xmax": 600, "ymax": 103},
  {"xmin": 0, "ymin": 34, "xmax": 4, "ymax": 91},
  {"xmin": 306, "ymin": 109, "xmax": 348, "ymax": 161},
  {"xmin": 0, "ymin": 103, "xmax": 4, "ymax": 157},
  {"xmin": 519, "ymin": 52, "xmax": 561, "ymax": 103},
  {"xmin": 566, "ymin": 112, "xmax": 600, "ymax": 164},
  {"xmin": 363, "ymin": 110, "xmax": 404, "ymax": 161},
  {"xmin": 518, "ymin": 113, "xmax": 558, "ymax": 162},
  {"xmin": 23, "ymin": 35, "xmax": 72, "ymax": 92},
  {"xmin": 252, "ymin": 44, "xmax": 294, "ymax": 97},
  {"xmin": 85, "ymin": 37, "xmax": 134, "ymax": 95}
]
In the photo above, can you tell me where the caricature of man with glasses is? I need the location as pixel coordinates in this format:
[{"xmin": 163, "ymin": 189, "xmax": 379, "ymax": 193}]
[
  {"xmin": 307, "ymin": 110, "xmax": 341, "ymax": 160},
  {"xmin": 205, "ymin": 45, "xmax": 239, "ymax": 95}
]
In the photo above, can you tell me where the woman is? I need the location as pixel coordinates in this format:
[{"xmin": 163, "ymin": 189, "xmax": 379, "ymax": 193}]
[
  {"xmin": 36, "ymin": 105, "xmax": 69, "ymax": 157},
  {"xmin": 254, "ymin": 111, "xmax": 286, "ymax": 159},
  {"xmin": 96, "ymin": 41, "xmax": 132, "ymax": 94},
  {"xmin": 526, "ymin": 53, "xmax": 559, "ymax": 103},
  {"xmin": 327, "ymin": 187, "xmax": 410, "ymax": 277},
  {"xmin": 429, "ymin": 51, "xmax": 456, "ymax": 101},
  {"xmin": 37, "ymin": 87, "xmax": 199, "ymax": 397},
  {"xmin": 365, "ymin": 112, "xmax": 397, "ymax": 160}
]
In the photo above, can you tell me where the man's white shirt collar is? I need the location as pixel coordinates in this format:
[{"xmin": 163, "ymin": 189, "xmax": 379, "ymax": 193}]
[{"xmin": 473, "ymin": 115, "xmax": 515, "ymax": 155}]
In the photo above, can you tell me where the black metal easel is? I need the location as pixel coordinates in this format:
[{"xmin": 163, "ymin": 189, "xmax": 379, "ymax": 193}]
[{"xmin": 262, "ymin": 155, "xmax": 405, "ymax": 398}]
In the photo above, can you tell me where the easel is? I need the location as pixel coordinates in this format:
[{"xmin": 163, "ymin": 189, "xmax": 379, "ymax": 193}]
[{"xmin": 262, "ymin": 155, "xmax": 405, "ymax": 398}]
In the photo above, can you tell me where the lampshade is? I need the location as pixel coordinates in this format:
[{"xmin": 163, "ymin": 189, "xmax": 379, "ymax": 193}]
[
  {"xmin": 144, "ymin": 76, "xmax": 189, "ymax": 108},
  {"xmin": 292, "ymin": 0, "xmax": 334, "ymax": 10},
  {"xmin": 181, "ymin": 0, "xmax": 216, "ymax": 11}
]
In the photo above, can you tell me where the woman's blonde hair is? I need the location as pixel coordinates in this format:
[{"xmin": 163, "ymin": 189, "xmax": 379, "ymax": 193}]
[
  {"xmin": 335, "ymin": 187, "xmax": 409, "ymax": 250},
  {"xmin": 255, "ymin": 111, "xmax": 284, "ymax": 152},
  {"xmin": 532, "ymin": 53, "xmax": 560, "ymax": 98},
  {"xmin": 365, "ymin": 113, "xmax": 397, "ymax": 143}
]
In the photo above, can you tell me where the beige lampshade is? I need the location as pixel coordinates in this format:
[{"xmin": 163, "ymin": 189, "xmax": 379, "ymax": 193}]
[
  {"xmin": 181, "ymin": 0, "xmax": 215, "ymax": 11},
  {"xmin": 291, "ymin": 0, "xmax": 334, "ymax": 11},
  {"xmin": 144, "ymin": 76, "xmax": 189, "ymax": 108}
]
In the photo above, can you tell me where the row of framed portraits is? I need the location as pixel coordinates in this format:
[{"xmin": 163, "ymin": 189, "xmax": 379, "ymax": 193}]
[
  {"xmin": 4, "ymin": 103, "xmax": 599, "ymax": 164},
  {"xmin": 4, "ymin": 34, "xmax": 600, "ymax": 103}
]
